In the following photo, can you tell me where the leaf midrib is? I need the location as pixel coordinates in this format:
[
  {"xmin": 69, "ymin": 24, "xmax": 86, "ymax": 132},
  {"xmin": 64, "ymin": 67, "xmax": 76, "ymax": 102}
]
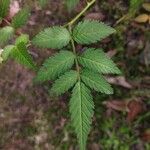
[
  {"xmin": 15, "ymin": 47, "xmax": 35, "ymax": 69},
  {"xmin": 79, "ymin": 56, "xmax": 113, "ymax": 72}
]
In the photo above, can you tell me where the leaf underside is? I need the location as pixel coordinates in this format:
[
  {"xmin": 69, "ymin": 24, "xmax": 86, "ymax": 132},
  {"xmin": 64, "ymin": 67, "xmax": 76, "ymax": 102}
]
[
  {"xmin": 35, "ymin": 51, "xmax": 75, "ymax": 83},
  {"xmin": 70, "ymin": 81, "xmax": 94, "ymax": 150},
  {"xmin": 78, "ymin": 48, "xmax": 121, "ymax": 74},
  {"xmin": 32, "ymin": 26, "xmax": 71, "ymax": 49},
  {"xmin": 73, "ymin": 20, "xmax": 116, "ymax": 44}
]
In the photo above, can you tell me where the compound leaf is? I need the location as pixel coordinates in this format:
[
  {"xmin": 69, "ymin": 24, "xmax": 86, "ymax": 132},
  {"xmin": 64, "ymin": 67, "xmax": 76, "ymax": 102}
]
[
  {"xmin": 73, "ymin": 20, "xmax": 115, "ymax": 45},
  {"xmin": 70, "ymin": 81, "xmax": 94, "ymax": 150},
  {"xmin": 32, "ymin": 26, "xmax": 71, "ymax": 49},
  {"xmin": 51, "ymin": 70, "xmax": 78, "ymax": 96},
  {"xmin": 0, "ymin": 26, "xmax": 14, "ymax": 46},
  {"xmin": 11, "ymin": 43, "xmax": 36, "ymax": 70},
  {"xmin": 78, "ymin": 48, "xmax": 121, "ymax": 74},
  {"xmin": 35, "ymin": 51, "xmax": 75, "ymax": 83},
  {"xmin": 81, "ymin": 69, "xmax": 113, "ymax": 94},
  {"xmin": 11, "ymin": 7, "xmax": 30, "ymax": 29},
  {"xmin": 0, "ymin": 0, "xmax": 10, "ymax": 18}
]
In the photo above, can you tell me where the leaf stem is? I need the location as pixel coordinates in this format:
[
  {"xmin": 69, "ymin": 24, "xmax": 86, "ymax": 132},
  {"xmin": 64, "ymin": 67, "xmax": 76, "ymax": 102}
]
[
  {"xmin": 68, "ymin": 25, "xmax": 80, "ymax": 80},
  {"xmin": 64, "ymin": 0, "xmax": 96, "ymax": 27},
  {"xmin": 66, "ymin": 0, "xmax": 96, "ymax": 80}
]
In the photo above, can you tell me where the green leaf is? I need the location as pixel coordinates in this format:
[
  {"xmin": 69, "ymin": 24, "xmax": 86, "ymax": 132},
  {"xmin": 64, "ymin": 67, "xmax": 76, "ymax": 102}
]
[
  {"xmin": 11, "ymin": 7, "xmax": 30, "ymax": 29},
  {"xmin": 11, "ymin": 43, "xmax": 36, "ymax": 70},
  {"xmin": 15, "ymin": 34, "xmax": 29, "ymax": 45},
  {"xmin": 35, "ymin": 51, "xmax": 75, "ymax": 83},
  {"xmin": 32, "ymin": 26, "xmax": 71, "ymax": 49},
  {"xmin": 66, "ymin": 0, "xmax": 79, "ymax": 11},
  {"xmin": 38, "ymin": 0, "xmax": 48, "ymax": 7},
  {"xmin": 73, "ymin": 20, "xmax": 116, "ymax": 45},
  {"xmin": 51, "ymin": 70, "xmax": 78, "ymax": 96},
  {"xmin": 78, "ymin": 48, "xmax": 121, "ymax": 74},
  {"xmin": 0, "ymin": 49, "xmax": 3, "ymax": 63},
  {"xmin": 70, "ymin": 81, "xmax": 94, "ymax": 150},
  {"xmin": 2, "ymin": 45, "xmax": 14, "ymax": 61},
  {"xmin": 0, "ymin": 0, "xmax": 10, "ymax": 18},
  {"xmin": 129, "ymin": 0, "xmax": 144, "ymax": 14},
  {"xmin": 0, "ymin": 26, "xmax": 14, "ymax": 46},
  {"xmin": 81, "ymin": 69, "xmax": 113, "ymax": 94}
]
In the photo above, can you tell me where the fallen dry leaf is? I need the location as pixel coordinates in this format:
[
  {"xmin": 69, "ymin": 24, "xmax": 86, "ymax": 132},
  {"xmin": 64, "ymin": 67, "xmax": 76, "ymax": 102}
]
[
  {"xmin": 106, "ymin": 49, "xmax": 117, "ymax": 58},
  {"xmin": 106, "ymin": 76, "xmax": 132, "ymax": 89},
  {"xmin": 104, "ymin": 100, "xmax": 144, "ymax": 123},
  {"xmin": 104, "ymin": 100, "xmax": 129, "ymax": 112},
  {"xmin": 134, "ymin": 14, "xmax": 149, "ymax": 23},
  {"xmin": 140, "ymin": 41, "xmax": 150, "ymax": 66},
  {"xmin": 127, "ymin": 100, "xmax": 144, "ymax": 122},
  {"xmin": 143, "ymin": 3, "xmax": 150, "ymax": 12},
  {"xmin": 85, "ymin": 12, "xmax": 105, "ymax": 21},
  {"xmin": 141, "ymin": 129, "xmax": 150, "ymax": 142}
]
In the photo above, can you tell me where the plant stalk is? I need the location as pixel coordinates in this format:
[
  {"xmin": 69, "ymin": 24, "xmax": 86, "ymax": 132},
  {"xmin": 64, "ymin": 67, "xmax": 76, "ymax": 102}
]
[
  {"xmin": 68, "ymin": 25, "xmax": 80, "ymax": 80},
  {"xmin": 66, "ymin": 0, "xmax": 96, "ymax": 80},
  {"xmin": 64, "ymin": 0, "xmax": 96, "ymax": 27}
]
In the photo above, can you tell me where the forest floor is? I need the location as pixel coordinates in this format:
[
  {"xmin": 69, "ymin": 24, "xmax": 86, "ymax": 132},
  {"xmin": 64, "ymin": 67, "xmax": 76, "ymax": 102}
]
[{"xmin": 0, "ymin": 0, "xmax": 150, "ymax": 149}]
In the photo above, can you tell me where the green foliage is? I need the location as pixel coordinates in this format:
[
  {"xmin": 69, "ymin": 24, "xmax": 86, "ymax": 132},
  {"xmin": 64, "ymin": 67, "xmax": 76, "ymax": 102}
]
[
  {"xmin": 81, "ymin": 69, "xmax": 113, "ymax": 94},
  {"xmin": 70, "ymin": 82, "xmax": 94, "ymax": 150},
  {"xmin": 66, "ymin": 0, "xmax": 79, "ymax": 11},
  {"xmin": 34, "ymin": 17, "xmax": 120, "ymax": 149},
  {"xmin": 0, "ymin": 0, "xmax": 10, "ymax": 18},
  {"xmin": 0, "ymin": 26, "xmax": 14, "ymax": 46},
  {"xmin": 15, "ymin": 34, "xmax": 29, "ymax": 45},
  {"xmin": 38, "ymin": 0, "xmax": 48, "ymax": 7},
  {"xmin": 99, "ymin": 117, "xmax": 136, "ymax": 150},
  {"xmin": 32, "ymin": 26, "xmax": 71, "ymax": 49},
  {"xmin": 11, "ymin": 42, "xmax": 36, "ymax": 70},
  {"xmin": 1, "ymin": 34, "xmax": 36, "ymax": 70},
  {"xmin": 73, "ymin": 20, "xmax": 116, "ymax": 44},
  {"xmin": 2, "ymin": 45, "xmax": 14, "ymax": 61},
  {"xmin": 35, "ymin": 51, "xmax": 75, "ymax": 82},
  {"xmin": 11, "ymin": 7, "xmax": 30, "ymax": 29},
  {"xmin": 78, "ymin": 48, "xmax": 121, "ymax": 74},
  {"xmin": 51, "ymin": 70, "xmax": 78, "ymax": 96},
  {"xmin": 129, "ymin": 0, "xmax": 144, "ymax": 15}
]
